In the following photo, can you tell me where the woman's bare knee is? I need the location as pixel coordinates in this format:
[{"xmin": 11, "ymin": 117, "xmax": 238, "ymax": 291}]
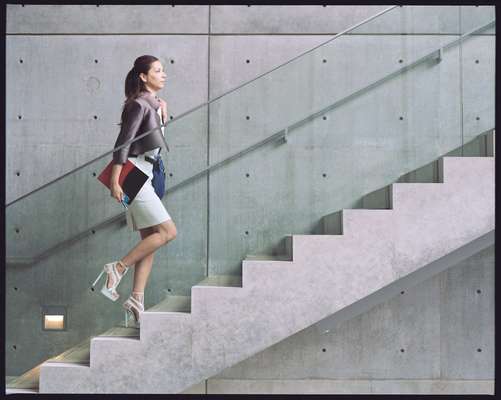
[
  {"xmin": 163, "ymin": 220, "xmax": 177, "ymax": 243},
  {"xmin": 156, "ymin": 220, "xmax": 177, "ymax": 244}
]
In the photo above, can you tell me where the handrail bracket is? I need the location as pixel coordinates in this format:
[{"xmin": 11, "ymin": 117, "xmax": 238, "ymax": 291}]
[
  {"xmin": 282, "ymin": 127, "xmax": 289, "ymax": 144},
  {"xmin": 434, "ymin": 48, "xmax": 443, "ymax": 63}
]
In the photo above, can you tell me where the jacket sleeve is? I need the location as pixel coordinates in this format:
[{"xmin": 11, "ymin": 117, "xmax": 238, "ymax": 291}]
[{"xmin": 113, "ymin": 100, "xmax": 144, "ymax": 165}]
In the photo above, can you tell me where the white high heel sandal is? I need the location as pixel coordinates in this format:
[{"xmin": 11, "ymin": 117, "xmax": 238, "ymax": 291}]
[
  {"xmin": 91, "ymin": 261, "xmax": 129, "ymax": 302},
  {"xmin": 123, "ymin": 292, "xmax": 144, "ymax": 328}
]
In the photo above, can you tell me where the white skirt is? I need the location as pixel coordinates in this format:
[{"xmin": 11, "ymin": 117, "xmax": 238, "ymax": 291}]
[{"xmin": 125, "ymin": 153, "xmax": 172, "ymax": 232}]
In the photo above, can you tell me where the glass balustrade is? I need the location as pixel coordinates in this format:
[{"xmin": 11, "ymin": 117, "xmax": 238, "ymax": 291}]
[
  {"xmin": 5, "ymin": 5, "xmax": 494, "ymax": 281},
  {"xmin": 459, "ymin": 5, "xmax": 495, "ymax": 152},
  {"xmin": 5, "ymin": 6, "xmax": 495, "ymax": 382}
]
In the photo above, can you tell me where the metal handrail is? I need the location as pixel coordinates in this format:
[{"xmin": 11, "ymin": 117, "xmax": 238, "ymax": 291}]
[
  {"xmin": 6, "ymin": 17, "xmax": 495, "ymax": 265},
  {"xmin": 6, "ymin": 5, "xmax": 399, "ymax": 208},
  {"xmin": 6, "ymin": 124, "xmax": 169, "ymax": 207}
]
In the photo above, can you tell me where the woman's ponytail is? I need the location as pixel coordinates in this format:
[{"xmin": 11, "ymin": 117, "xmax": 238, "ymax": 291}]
[{"xmin": 119, "ymin": 55, "xmax": 159, "ymax": 126}]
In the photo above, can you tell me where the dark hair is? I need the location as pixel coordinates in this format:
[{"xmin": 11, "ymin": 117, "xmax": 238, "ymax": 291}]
[{"xmin": 119, "ymin": 55, "xmax": 159, "ymax": 125}]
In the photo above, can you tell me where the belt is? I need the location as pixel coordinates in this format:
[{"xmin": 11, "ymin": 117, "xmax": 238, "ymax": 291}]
[{"xmin": 129, "ymin": 154, "xmax": 158, "ymax": 164}]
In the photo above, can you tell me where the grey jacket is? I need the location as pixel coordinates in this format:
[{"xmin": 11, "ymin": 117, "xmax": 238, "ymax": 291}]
[{"xmin": 112, "ymin": 91, "xmax": 167, "ymax": 165}]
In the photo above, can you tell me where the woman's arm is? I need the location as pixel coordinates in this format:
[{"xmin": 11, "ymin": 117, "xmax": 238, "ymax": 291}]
[
  {"xmin": 113, "ymin": 100, "xmax": 145, "ymax": 165},
  {"xmin": 110, "ymin": 99, "xmax": 144, "ymax": 202},
  {"xmin": 110, "ymin": 164, "xmax": 123, "ymax": 186},
  {"xmin": 109, "ymin": 164, "xmax": 124, "ymax": 203},
  {"xmin": 158, "ymin": 98, "xmax": 168, "ymax": 124}
]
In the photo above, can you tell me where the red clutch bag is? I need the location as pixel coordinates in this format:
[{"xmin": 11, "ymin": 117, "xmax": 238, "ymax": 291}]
[{"xmin": 97, "ymin": 159, "xmax": 149, "ymax": 204}]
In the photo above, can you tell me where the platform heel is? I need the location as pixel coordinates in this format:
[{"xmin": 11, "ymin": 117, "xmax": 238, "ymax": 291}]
[
  {"xmin": 123, "ymin": 292, "xmax": 144, "ymax": 327},
  {"xmin": 91, "ymin": 261, "xmax": 129, "ymax": 302}
]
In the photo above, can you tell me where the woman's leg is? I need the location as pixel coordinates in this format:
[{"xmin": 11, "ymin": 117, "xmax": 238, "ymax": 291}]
[
  {"xmin": 131, "ymin": 227, "xmax": 156, "ymax": 294},
  {"xmin": 121, "ymin": 219, "xmax": 177, "ymax": 268},
  {"xmin": 106, "ymin": 220, "xmax": 177, "ymax": 289},
  {"xmin": 124, "ymin": 227, "xmax": 156, "ymax": 317}
]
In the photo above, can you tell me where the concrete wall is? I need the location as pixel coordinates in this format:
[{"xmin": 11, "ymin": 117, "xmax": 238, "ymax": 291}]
[
  {"xmin": 207, "ymin": 246, "xmax": 494, "ymax": 392},
  {"xmin": 177, "ymin": 245, "xmax": 494, "ymax": 394},
  {"xmin": 5, "ymin": 5, "xmax": 495, "ymax": 390}
]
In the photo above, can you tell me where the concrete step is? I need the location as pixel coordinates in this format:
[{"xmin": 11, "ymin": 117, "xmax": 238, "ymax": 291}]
[
  {"xmin": 190, "ymin": 286, "xmax": 244, "ymax": 317},
  {"xmin": 6, "ymin": 365, "xmax": 41, "ymax": 393},
  {"xmin": 242, "ymin": 259, "xmax": 296, "ymax": 290},
  {"xmin": 13, "ymin": 327, "xmax": 140, "ymax": 393},
  {"xmin": 38, "ymin": 155, "xmax": 494, "ymax": 393},
  {"xmin": 89, "ymin": 336, "xmax": 141, "ymax": 370},
  {"xmin": 340, "ymin": 209, "xmax": 395, "ymax": 238},
  {"xmin": 91, "ymin": 295, "xmax": 196, "ymax": 365},
  {"xmin": 99, "ymin": 326, "xmax": 141, "ymax": 337},
  {"xmin": 322, "ymin": 154, "xmax": 494, "ymax": 235},
  {"xmin": 189, "ymin": 275, "xmax": 245, "ymax": 316},
  {"xmin": 147, "ymin": 295, "xmax": 191, "ymax": 313},
  {"xmin": 195, "ymin": 274, "xmax": 243, "ymax": 288},
  {"xmin": 245, "ymin": 254, "xmax": 292, "ymax": 261},
  {"xmin": 7, "ymin": 337, "xmax": 92, "ymax": 393},
  {"xmin": 440, "ymin": 156, "xmax": 494, "ymax": 186}
]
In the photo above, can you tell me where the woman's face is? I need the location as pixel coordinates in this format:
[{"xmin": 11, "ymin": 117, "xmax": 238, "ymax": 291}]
[{"xmin": 141, "ymin": 60, "xmax": 166, "ymax": 92}]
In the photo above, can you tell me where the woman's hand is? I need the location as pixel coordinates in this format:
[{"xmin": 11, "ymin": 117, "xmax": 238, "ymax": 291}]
[
  {"xmin": 158, "ymin": 98, "xmax": 168, "ymax": 123},
  {"xmin": 110, "ymin": 182, "xmax": 124, "ymax": 203}
]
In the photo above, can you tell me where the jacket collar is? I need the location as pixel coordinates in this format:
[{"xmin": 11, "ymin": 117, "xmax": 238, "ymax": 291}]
[{"xmin": 137, "ymin": 91, "xmax": 161, "ymax": 110}]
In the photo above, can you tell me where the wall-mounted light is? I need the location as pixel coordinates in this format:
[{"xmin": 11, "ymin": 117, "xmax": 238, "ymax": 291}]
[{"xmin": 42, "ymin": 306, "xmax": 67, "ymax": 331}]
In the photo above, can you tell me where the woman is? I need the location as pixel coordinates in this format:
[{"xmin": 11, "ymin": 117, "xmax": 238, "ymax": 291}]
[{"xmin": 92, "ymin": 55, "xmax": 177, "ymax": 327}]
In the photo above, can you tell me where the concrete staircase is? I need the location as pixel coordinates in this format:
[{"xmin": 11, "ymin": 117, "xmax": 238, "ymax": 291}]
[
  {"xmin": 6, "ymin": 326, "xmax": 138, "ymax": 394},
  {"xmin": 8, "ymin": 154, "xmax": 494, "ymax": 394}
]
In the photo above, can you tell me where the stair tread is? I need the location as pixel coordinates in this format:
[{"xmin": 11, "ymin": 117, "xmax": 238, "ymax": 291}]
[
  {"xmin": 47, "ymin": 327, "xmax": 139, "ymax": 364},
  {"xmin": 10, "ymin": 333, "xmax": 101, "ymax": 389},
  {"xmin": 194, "ymin": 274, "xmax": 242, "ymax": 287},
  {"xmin": 245, "ymin": 254, "xmax": 291, "ymax": 261},
  {"xmin": 6, "ymin": 365, "xmax": 41, "ymax": 389},
  {"xmin": 99, "ymin": 326, "xmax": 141, "ymax": 337},
  {"xmin": 6, "ymin": 388, "xmax": 39, "ymax": 394},
  {"xmin": 147, "ymin": 295, "xmax": 192, "ymax": 313}
]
